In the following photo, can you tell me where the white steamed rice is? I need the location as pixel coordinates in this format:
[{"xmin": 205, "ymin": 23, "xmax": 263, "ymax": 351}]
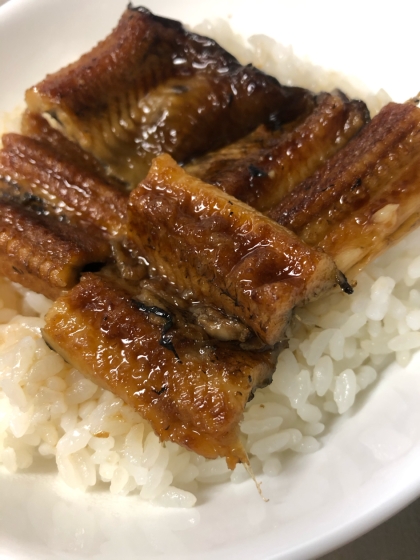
[{"xmin": 0, "ymin": 23, "xmax": 413, "ymax": 508}]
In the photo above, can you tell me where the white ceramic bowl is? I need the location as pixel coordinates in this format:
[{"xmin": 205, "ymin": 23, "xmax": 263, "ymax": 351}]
[{"xmin": 1, "ymin": 1, "xmax": 420, "ymax": 559}]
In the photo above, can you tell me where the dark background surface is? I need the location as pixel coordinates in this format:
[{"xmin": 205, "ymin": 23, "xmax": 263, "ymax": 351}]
[{"xmin": 318, "ymin": 498, "xmax": 420, "ymax": 559}]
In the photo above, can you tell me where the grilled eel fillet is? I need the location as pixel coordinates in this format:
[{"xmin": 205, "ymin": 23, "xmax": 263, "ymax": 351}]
[
  {"xmin": 127, "ymin": 154, "xmax": 344, "ymax": 347},
  {"xmin": 0, "ymin": 200, "xmax": 110, "ymax": 299},
  {"xmin": 0, "ymin": 130, "xmax": 128, "ymax": 237},
  {"xmin": 267, "ymin": 101, "xmax": 420, "ymax": 278},
  {"xmin": 43, "ymin": 272, "xmax": 279, "ymax": 469},
  {"xmin": 186, "ymin": 91, "xmax": 369, "ymax": 211},
  {"xmin": 25, "ymin": 5, "xmax": 314, "ymax": 186}
]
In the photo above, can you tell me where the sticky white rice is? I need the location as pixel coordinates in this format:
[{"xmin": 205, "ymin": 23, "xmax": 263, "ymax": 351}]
[{"xmin": 0, "ymin": 24, "xmax": 413, "ymax": 508}]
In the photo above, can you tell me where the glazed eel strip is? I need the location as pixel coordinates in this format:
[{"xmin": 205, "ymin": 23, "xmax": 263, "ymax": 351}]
[
  {"xmin": 267, "ymin": 101, "xmax": 420, "ymax": 277},
  {"xmin": 0, "ymin": 130, "xmax": 128, "ymax": 237},
  {"xmin": 127, "ymin": 154, "xmax": 344, "ymax": 347},
  {"xmin": 25, "ymin": 5, "xmax": 314, "ymax": 185},
  {"xmin": 43, "ymin": 272, "xmax": 279, "ymax": 468},
  {"xmin": 186, "ymin": 91, "xmax": 369, "ymax": 211},
  {"xmin": 0, "ymin": 199, "xmax": 110, "ymax": 299}
]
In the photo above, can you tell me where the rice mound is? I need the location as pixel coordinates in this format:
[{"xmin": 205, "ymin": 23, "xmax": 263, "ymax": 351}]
[{"xmin": 0, "ymin": 24, "xmax": 413, "ymax": 508}]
